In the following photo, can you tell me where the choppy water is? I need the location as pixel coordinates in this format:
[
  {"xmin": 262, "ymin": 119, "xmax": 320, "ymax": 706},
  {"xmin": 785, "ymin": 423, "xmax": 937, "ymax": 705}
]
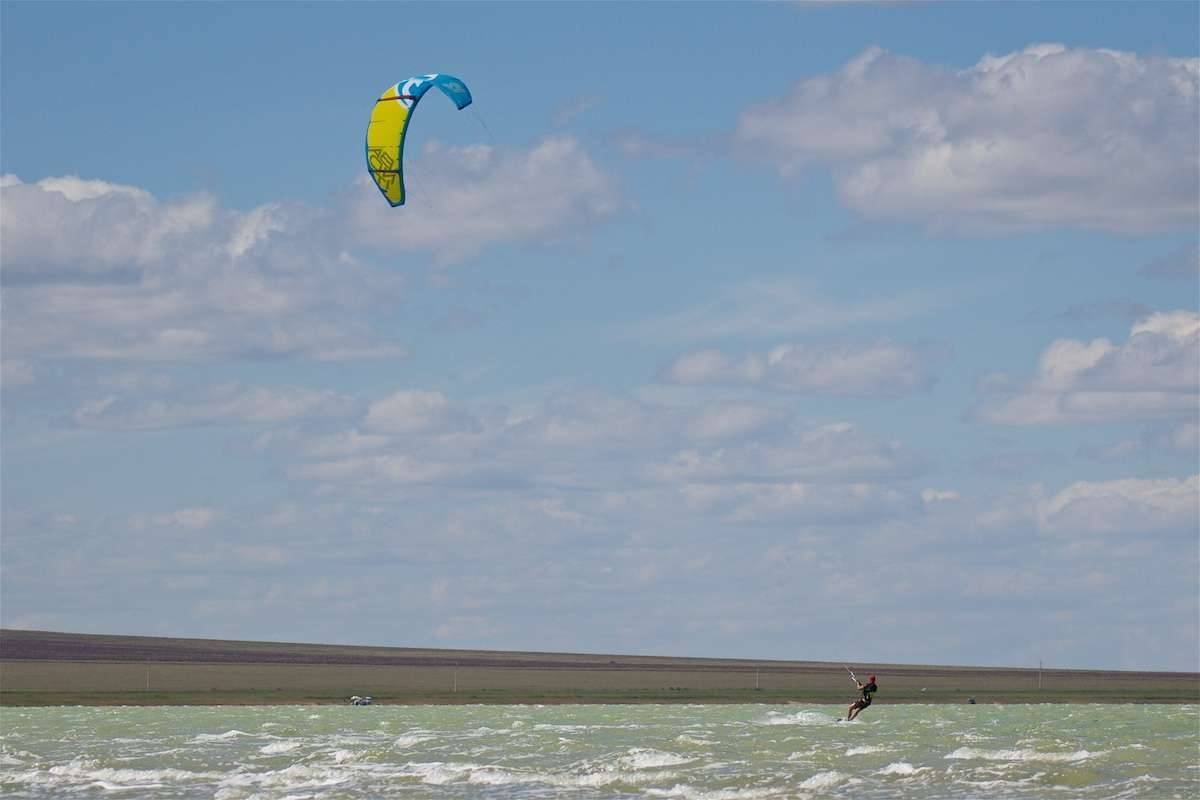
[{"xmin": 1, "ymin": 704, "xmax": 1197, "ymax": 798}]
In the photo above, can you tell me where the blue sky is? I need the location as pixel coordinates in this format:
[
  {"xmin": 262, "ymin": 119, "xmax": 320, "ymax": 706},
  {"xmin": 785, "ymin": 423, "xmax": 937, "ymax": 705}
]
[{"xmin": 2, "ymin": 1, "xmax": 1197, "ymax": 671}]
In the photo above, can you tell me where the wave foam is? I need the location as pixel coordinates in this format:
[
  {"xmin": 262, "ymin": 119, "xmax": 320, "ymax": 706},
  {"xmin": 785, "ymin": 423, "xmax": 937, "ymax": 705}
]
[
  {"xmin": 191, "ymin": 730, "xmax": 253, "ymax": 743},
  {"xmin": 393, "ymin": 733, "xmax": 436, "ymax": 749},
  {"xmin": 946, "ymin": 746, "xmax": 1102, "ymax": 763},
  {"xmin": 6, "ymin": 760, "xmax": 213, "ymax": 791},
  {"xmin": 619, "ymin": 748, "xmax": 694, "ymax": 769},
  {"xmin": 646, "ymin": 784, "xmax": 782, "ymax": 799},
  {"xmin": 798, "ymin": 770, "xmax": 850, "ymax": 790},
  {"xmin": 760, "ymin": 710, "xmax": 835, "ymax": 726},
  {"xmin": 845, "ymin": 745, "xmax": 887, "ymax": 756},
  {"xmin": 879, "ymin": 761, "xmax": 927, "ymax": 777},
  {"xmin": 217, "ymin": 763, "xmax": 352, "ymax": 792}
]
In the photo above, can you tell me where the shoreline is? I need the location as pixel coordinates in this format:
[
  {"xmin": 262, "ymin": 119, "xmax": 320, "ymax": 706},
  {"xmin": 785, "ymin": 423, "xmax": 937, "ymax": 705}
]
[
  {"xmin": 4, "ymin": 690, "xmax": 1194, "ymax": 707},
  {"xmin": 4, "ymin": 629, "xmax": 1197, "ymax": 707}
]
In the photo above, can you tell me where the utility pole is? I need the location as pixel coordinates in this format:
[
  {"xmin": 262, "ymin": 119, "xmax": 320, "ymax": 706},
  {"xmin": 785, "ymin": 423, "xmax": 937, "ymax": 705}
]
[
  {"xmin": 453, "ymin": 662, "xmax": 458, "ymax": 694},
  {"xmin": 1038, "ymin": 660, "xmax": 1043, "ymax": 690},
  {"xmin": 145, "ymin": 664, "xmax": 151, "ymax": 692}
]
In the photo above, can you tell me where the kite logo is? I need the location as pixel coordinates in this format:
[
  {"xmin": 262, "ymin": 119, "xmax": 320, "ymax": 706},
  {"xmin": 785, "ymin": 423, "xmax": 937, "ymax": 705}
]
[{"xmin": 368, "ymin": 148, "xmax": 396, "ymax": 172}]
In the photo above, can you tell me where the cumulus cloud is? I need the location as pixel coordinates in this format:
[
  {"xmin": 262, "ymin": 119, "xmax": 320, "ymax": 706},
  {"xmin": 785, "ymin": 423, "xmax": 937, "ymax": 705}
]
[
  {"xmin": 720, "ymin": 481, "xmax": 920, "ymax": 525},
  {"xmin": 662, "ymin": 340, "xmax": 938, "ymax": 397},
  {"xmin": 287, "ymin": 383, "xmax": 927, "ymax": 510},
  {"xmin": 1, "ymin": 175, "xmax": 407, "ymax": 363},
  {"xmin": 3, "ymin": 144, "xmax": 617, "ymax": 368},
  {"xmin": 1078, "ymin": 420, "xmax": 1199, "ymax": 463},
  {"xmin": 974, "ymin": 310, "xmax": 1200, "ymax": 425},
  {"xmin": 921, "ymin": 488, "xmax": 960, "ymax": 505},
  {"xmin": 132, "ymin": 507, "xmax": 219, "ymax": 531},
  {"xmin": 646, "ymin": 421, "xmax": 925, "ymax": 486},
  {"xmin": 684, "ymin": 402, "xmax": 785, "ymax": 441},
  {"xmin": 733, "ymin": 44, "xmax": 1199, "ymax": 233},
  {"xmin": 364, "ymin": 389, "xmax": 480, "ymax": 435},
  {"xmin": 347, "ymin": 136, "xmax": 619, "ymax": 263},
  {"xmin": 72, "ymin": 384, "xmax": 355, "ymax": 430},
  {"xmin": 1037, "ymin": 475, "xmax": 1199, "ymax": 536},
  {"xmin": 1, "ymin": 175, "xmax": 215, "ymax": 281}
]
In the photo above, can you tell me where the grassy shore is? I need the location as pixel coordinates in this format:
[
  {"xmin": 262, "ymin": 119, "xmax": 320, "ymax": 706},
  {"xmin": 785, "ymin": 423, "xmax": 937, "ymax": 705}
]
[{"xmin": 3, "ymin": 629, "xmax": 1197, "ymax": 706}]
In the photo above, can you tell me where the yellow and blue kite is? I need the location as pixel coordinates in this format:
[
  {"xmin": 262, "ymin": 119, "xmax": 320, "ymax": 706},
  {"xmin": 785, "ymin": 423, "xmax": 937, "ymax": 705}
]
[{"xmin": 365, "ymin": 73, "xmax": 473, "ymax": 207}]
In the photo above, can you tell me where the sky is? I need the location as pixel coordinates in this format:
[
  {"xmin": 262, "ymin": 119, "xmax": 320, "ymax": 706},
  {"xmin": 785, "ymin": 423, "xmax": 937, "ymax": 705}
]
[{"xmin": 2, "ymin": 1, "xmax": 1197, "ymax": 672}]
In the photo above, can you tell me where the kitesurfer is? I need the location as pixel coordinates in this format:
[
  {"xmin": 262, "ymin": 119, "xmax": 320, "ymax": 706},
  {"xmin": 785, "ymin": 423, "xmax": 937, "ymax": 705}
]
[{"xmin": 845, "ymin": 674, "xmax": 877, "ymax": 721}]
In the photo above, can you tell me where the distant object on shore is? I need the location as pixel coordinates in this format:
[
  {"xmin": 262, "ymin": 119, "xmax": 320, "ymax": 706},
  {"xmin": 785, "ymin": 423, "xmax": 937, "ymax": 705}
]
[{"xmin": 349, "ymin": 695, "xmax": 373, "ymax": 706}]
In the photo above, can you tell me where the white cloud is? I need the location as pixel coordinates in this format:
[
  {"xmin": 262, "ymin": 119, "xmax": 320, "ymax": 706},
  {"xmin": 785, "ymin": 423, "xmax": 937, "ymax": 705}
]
[
  {"xmin": 685, "ymin": 403, "xmax": 784, "ymax": 441},
  {"xmin": 290, "ymin": 383, "xmax": 927, "ymax": 502},
  {"xmin": 1037, "ymin": 475, "xmax": 1199, "ymax": 536},
  {"xmin": 299, "ymin": 430, "xmax": 391, "ymax": 459},
  {"xmin": 72, "ymin": 384, "xmax": 355, "ymax": 430},
  {"xmin": 295, "ymin": 453, "xmax": 464, "ymax": 486},
  {"xmin": 921, "ymin": 488, "xmax": 960, "ymax": 505},
  {"xmin": 734, "ymin": 45, "xmax": 1199, "ymax": 233},
  {"xmin": 703, "ymin": 480, "xmax": 920, "ymax": 525},
  {"xmin": 662, "ymin": 349, "xmax": 766, "ymax": 385},
  {"xmin": 662, "ymin": 340, "xmax": 938, "ymax": 397},
  {"xmin": 133, "ymin": 507, "xmax": 219, "ymax": 531},
  {"xmin": 348, "ymin": 136, "xmax": 619, "ymax": 263},
  {"xmin": 1, "ymin": 176, "xmax": 407, "ymax": 363},
  {"xmin": 1, "ymin": 175, "xmax": 214, "ymax": 278},
  {"xmin": 975, "ymin": 310, "xmax": 1200, "ymax": 425},
  {"xmin": 646, "ymin": 421, "xmax": 925, "ymax": 485},
  {"xmin": 1079, "ymin": 420, "xmax": 1200, "ymax": 462},
  {"xmin": 364, "ymin": 390, "xmax": 479, "ymax": 435}
]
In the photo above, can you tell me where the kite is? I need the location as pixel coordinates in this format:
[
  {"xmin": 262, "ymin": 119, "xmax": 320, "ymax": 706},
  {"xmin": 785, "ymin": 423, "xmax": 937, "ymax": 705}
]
[{"xmin": 365, "ymin": 73, "xmax": 473, "ymax": 207}]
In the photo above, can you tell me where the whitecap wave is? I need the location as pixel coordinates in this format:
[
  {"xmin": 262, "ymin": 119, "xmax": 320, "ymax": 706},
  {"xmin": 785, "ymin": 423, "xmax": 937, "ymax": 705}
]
[
  {"xmin": 0, "ymin": 749, "xmax": 38, "ymax": 767},
  {"xmin": 259, "ymin": 740, "xmax": 301, "ymax": 754},
  {"xmin": 393, "ymin": 733, "xmax": 436, "ymax": 749},
  {"xmin": 945, "ymin": 746, "xmax": 1102, "ymax": 763},
  {"xmin": 191, "ymin": 729, "xmax": 253, "ymax": 743},
  {"xmin": 646, "ymin": 784, "xmax": 783, "ymax": 799},
  {"xmin": 7, "ymin": 760, "xmax": 213, "ymax": 791},
  {"xmin": 759, "ymin": 710, "xmax": 835, "ymax": 726},
  {"xmin": 618, "ymin": 748, "xmax": 694, "ymax": 769},
  {"xmin": 396, "ymin": 755, "xmax": 689, "ymax": 791},
  {"xmin": 879, "ymin": 761, "xmax": 927, "ymax": 776},
  {"xmin": 798, "ymin": 770, "xmax": 850, "ymax": 790},
  {"xmin": 676, "ymin": 734, "xmax": 714, "ymax": 746},
  {"xmin": 845, "ymin": 744, "xmax": 887, "ymax": 755},
  {"xmin": 217, "ymin": 763, "xmax": 353, "ymax": 792}
]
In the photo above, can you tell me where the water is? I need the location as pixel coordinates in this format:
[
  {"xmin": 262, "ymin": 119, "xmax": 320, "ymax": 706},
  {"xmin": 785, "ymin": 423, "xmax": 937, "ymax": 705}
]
[{"xmin": 1, "ymin": 704, "xmax": 1196, "ymax": 798}]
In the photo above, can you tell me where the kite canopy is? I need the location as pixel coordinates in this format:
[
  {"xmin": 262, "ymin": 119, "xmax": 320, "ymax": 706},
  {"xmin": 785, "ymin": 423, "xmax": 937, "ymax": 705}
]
[{"xmin": 365, "ymin": 73, "xmax": 473, "ymax": 207}]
